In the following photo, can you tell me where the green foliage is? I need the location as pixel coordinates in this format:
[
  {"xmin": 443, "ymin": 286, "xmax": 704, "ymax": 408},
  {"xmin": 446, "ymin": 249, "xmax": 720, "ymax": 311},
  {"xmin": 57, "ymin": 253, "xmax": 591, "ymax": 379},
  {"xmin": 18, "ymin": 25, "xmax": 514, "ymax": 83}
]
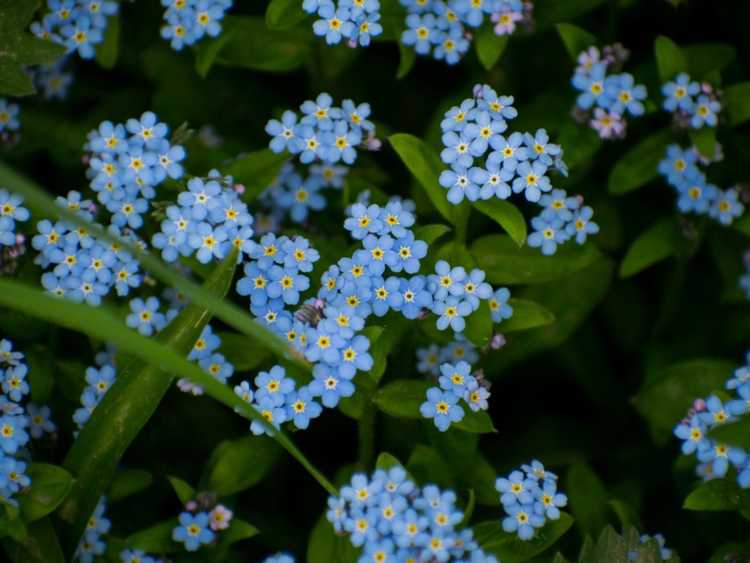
[
  {"xmin": 203, "ymin": 436, "xmax": 282, "ymax": 495},
  {"xmin": 710, "ymin": 414, "xmax": 750, "ymax": 450},
  {"xmin": 373, "ymin": 379, "xmax": 430, "ymax": 419},
  {"xmin": 608, "ymin": 129, "xmax": 673, "ymax": 194},
  {"xmin": 619, "ymin": 218, "xmax": 682, "ymax": 278},
  {"xmin": 566, "ymin": 462, "xmax": 609, "ymax": 537},
  {"xmin": 472, "ymin": 514, "xmax": 574, "ymax": 562},
  {"xmin": 683, "ymin": 479, "xmax": 750, "ymax": 512},
  {"xmin": 556, "ymin": 23, "xmax": 597, "ymax": 59},
  {"xmin": 724, "ymin": 82, "xmax": 750, "ymax": 126},
  {"xmin": 500, "ymin": 299, "xmax": 556, "ymax": 332},
  {"xmin": 17, "ymin": 464, "xmax": 73, "ymax": 524},
  {"xmin": 108, "ymin": 469, "xmax": 153, "ymax": 503},
  {"xmin": 475, "ymin": 28, "xmax": 509, "ymax": 70},
  {"xmin": 654, "ymin": 36, "xmax": 687, "ymax": 82},
  {"xmin": 306, "ymin": 515, "xmax": 358, "ymax": 563},
  {"xmin": 473, "ymin": 199, "xmax": 527, "ymax": 246},
  {"xmin": 266, "ymin": 0, "xmax": 308, "ymax": 30}
]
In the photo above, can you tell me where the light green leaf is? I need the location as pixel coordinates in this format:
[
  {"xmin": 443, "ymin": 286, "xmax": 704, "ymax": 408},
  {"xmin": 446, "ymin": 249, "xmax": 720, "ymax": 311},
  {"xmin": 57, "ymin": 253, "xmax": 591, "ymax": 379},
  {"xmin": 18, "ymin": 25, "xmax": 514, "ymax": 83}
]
[
  {"xmin": 725, "ymin": 82, "xmax": 750, "ymax": 127},
  {"xmin": 473, "ymin": 199, "xmax": 527, "ymax": 246},
  {"xmin": 95, "ymin": 15, "xmax": 119, "ymax": 70},
  {"xmin": 167, "ymin": 476, "xmax": 195, "ymax": 505},
  {"xmin": 683, "ymin": 479, "xmax": 750, "ymax": 512},
  {"xmin": 473, "ymin": 513, "xmax": 574, "ymax": 562},
  {"xmin": 407, "ymin": 444, "xmax": 455, "ymax": 488},
  {"xmin": 556, "ymin": 23, "xmax": 596, "ymax": 60},
  {"xmin": 373, "ymin": 379, "xmax": 431, "ymax": 419},
  {"xmin": 619, "ymin": 218, "xmax": 681, "ymax": 278},
  {"xmin": 500, "ymin": 298, "xmax": 555, "ymax": 333},
  {"xmin": 18, "ymin": 464, "xmax": 74, "ymax": 523},
  {"xmin": 633, "ymin": 358, "xmax": 735, "ymax": 444},
  {"xmin": 307, "ymin": 514, "xmax": 359, "ymax": 563},
  {"xmin": 566, "ymin": 462, "xmax": 609, "ymax": 537},
  {"xmin": 608, "ymin": 129, "xmax": 672, "ymax": 194},
  {"xmin": 266, "ymin": 0, "xmax": 308, "ymax": 30},
  {"xmin": 454, "ymin": 408, "xmax": 496, "ymax": 434},
  {"xmin": 388, "ymin": 133, "xmax": 453, "ymax": 224},
  {"xmin": 203, "ymin": 436, "xmax": 282, "ymax": 495},
  {"xmin": 414, "ymin": 223, "xmax": 451, "ymax": 245},
  {"xmin": 224, "ymin": 148, "xmax": 289, "ymax": 202},
  {"xmin": 654, "ymin": 35, "xmax": 688, "ymax": 82},
  {"xmin": 475, "ymin": 27, "xmax": 509, "ymax": 70},
  {"xmin": 471, "ymin": 234, "xmax": 601, "ymax": 285},
  {"xmin": 375, "ymin": 452, "xmax": 406, "ymax": 471},
  {"xmin": 108, "ymin": 469, "xmax": 153, "ymax": 503}
]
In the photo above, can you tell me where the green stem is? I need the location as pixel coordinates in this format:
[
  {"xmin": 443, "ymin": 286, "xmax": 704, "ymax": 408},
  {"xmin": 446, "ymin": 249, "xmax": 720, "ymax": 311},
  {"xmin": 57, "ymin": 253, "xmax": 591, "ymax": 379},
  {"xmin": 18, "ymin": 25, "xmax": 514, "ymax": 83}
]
[{"xmin": 358, "ymin": 401, "xmax": 376, "ymax": 470}]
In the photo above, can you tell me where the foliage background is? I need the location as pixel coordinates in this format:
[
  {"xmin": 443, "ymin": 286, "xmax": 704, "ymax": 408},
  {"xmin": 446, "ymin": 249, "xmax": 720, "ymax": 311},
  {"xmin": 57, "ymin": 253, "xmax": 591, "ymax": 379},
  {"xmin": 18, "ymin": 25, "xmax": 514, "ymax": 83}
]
[{"xmin": 3, "ymin": 0, "xmax": 750, "ymax": 561}]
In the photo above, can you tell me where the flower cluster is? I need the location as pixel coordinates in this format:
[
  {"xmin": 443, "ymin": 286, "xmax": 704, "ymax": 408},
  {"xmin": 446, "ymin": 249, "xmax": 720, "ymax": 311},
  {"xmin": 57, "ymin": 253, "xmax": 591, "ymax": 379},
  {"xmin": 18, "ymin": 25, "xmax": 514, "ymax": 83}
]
[
  {"xmin": 172, "ymin": 496, "xmax": 234, "ymax": 552},
  {"xmin": 662, "ymin": 72, "xmax": 721, "ymax": 129},
  {"xmin": 120, "ymin": 549, "xmax": 158, "ymax": 563},
  {"xmin": 570, "ymin": 44, "xmax": 647, "ymax": 139},
  {"xmin": 73, "ymin": 348, "xmax": 117, "ymax": 430},
  {"xmin": 160, "ymin": 0, "xmax": 233, "ymax": 51},
  {"xmin": 631, "ymin": 533, "xmax": 674, "ymax": 561},
  {"xmin": 32, "ymin": 61, "xmax": 74, "ymax": 101},
  {"xmin": 305, "ymin": 0, "xmax": 383, "ymax": 47},
  {"xmin": 152, "ymin": 170, "xmax": 254, "ymax": 264},
  {"xmin": 75, "ymin": 497, "xmax": 112, "ymax": 562},
  {"xmin": 266, "ymin": 93, "xmax": 376, "ymax": 166},
  {"xmin": 399, "ymin": 0, "xmax": 533, "ymax": 66},
  {"xmin": 0, "ymin": 189, "xmax": 30, "ymax": 248},
  {"xmin": 416, "ymin": 338, "xmax": 480, "ymax": 376},
  {"xmin": 527, "ymin": 189, "xmax": 599, "ymax": 255},
  {"xmin": 0, "ymin": 340, "xmax": 33, "ymax": 505},
  {"xmin": 0, "ymin": 100, "xmax": 20, "ymax": 140},
  {"xmin": 29, "ymin": 0, "xmax": 119, "ymax": 59},
  {"xmin": 421, "ymin": 360, "xmax": 490, "ymax": 431},
  {"xmin": 326, "ymin": 467, "xmax": 499, "ymax": 561},
  {"xmin": 85, "ymin": 112, "xmax": 186, "ymax": 231},
  {"xmin": 495, "ymin": 460, "xmax": 568, "ymax": 540},
  {"xmin": 673, "ymin": 351, "xmax": 750, "ymax": 488},
  {"xmin": 32, "ymin": 191, "xmax": 144, "ymax": 305},
  {"xmin": 180, "ymin": 323, "xmax": 237, "ymax": 395},
  {"xmin": 658, "ymin": 144, "xmax": 744, "ymax": 225},
  {"xmin": 439, "ymin": 84, "xmax": 567, "ymax": 204}
]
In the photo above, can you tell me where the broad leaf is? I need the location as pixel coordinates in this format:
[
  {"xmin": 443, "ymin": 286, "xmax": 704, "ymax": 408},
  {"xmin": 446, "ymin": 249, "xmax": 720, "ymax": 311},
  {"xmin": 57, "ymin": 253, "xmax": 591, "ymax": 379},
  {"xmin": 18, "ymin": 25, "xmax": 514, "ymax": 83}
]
[
  {"xmin": 654, "ymin": 35, "xmax": 687, "ymax": 82},
  {"xmin": 608, "ymin": 129, "xmax": 672, "ymax": 194},
  {"xmin": 556, "ymin": 23, "xmax": 596, "ymax": 60},
  {"xmin": 464, "ymin": 300, "xmax": 493, "ymax": 348},
  {"xmin": 266, "ymin": 0, "xmax": 308, "ymax": 30},
  {"xmin": 126, "ymin": 519, "xmax": 180, "ymax": 554},
  {"xmin": 203, "ymin": 436, "xmax": 282, "ymax": 495},
  {"xmin": 500, "ymin": 298, "xmax": 555, "ymax": 333},
  {"xmin": 108, "ymin": 469, "xmax": 153, "ymax": 503},
  {"xmin": 725, "ymin": 82, "xmax": 750, "ymax": 127},
  {"xmin": 167, "ymin": 476, "xmax": 195, "ymax": 505},
  {"xmin": 473, "ymin": 199, "xmax": 527, "ymax": 246},
  {"xmin": 683, "ymin": 479, "xmax": 750, "ymax": 512},
  {"xmin": 710, "ymin": 414, "xmax": 750, "ymax": 450},
  {"xmin": 307, "ymin": 514, "xmax": 358, "ymax": 563},
  {"xmin": 566, "ymin": 462, "xmax": 609, "ymax": 537},
  {"xmin": 373, "ymin": 379, "xmax": 431, "ymax": 419},
  {"xmin": 619, "ymin": 218, "xmax": 682, "ymax": 278},
  {"xmin": 95, "ymin": 15, "xmax": 119, "ymax": 70},
  {"xmin": 224, "ymin": 148, "xmax": 289, "ymax": 202},
  {"xmin": 414, "ymin": 223, "xmax": 451, "ymax": 245},
  {"xmin": 475, "ymin": 27, "xmax": 509, "ymax": 70},
  {"xmin": 473, "ymin": 514, "xmax": 574, "ymax": 562},
  {"xmin": 18, "ymin": 464, "xmax": 74, "ymax": 523}
]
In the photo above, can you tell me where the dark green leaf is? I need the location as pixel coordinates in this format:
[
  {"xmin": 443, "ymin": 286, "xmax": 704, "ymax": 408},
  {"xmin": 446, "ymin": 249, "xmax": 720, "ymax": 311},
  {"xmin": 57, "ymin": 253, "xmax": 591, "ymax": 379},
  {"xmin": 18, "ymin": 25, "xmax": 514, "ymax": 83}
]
[
  {"xmin": 307, "ymin": 514, "xmax": 358, "ymax": 563},
  {"xmin": 556, "ymin": 23, "xmax": 596, "ymax": 60},
  {"xmin": 94, "ymin": 15, "xmax": 119, "ymax": 70},
  {"xmin": 388, "ymin": 133, "xmax": 453, "ymax": 224},
  {"xmin": 725, "ymin": 82, "xmax": 750, "ymax": 127},
  {"xmin": 473, "ymin": 199, "xmax": 527, "ymax": 246},
  {"xmin": 407, "ymin": 444, "xmax": 455, "ymax": 488},
  {"xmin": 373, "ymin": 379, "xmax": 431, "ymax": 419},
  {"xmin": 126, "ymin": 519, "xmax": 180, "ymax": 554},
  {"xmin": 266, "ymin": 0, "xmax": 308, "ymax": 30},
  {"xmin": 608, "ymin": 129, "xmax": 672, "ymax": 194},
  {"xmin": 683, "ymin": 479, "xmax": 750, "ymax": 511},
  {"xmin": 219, "ymin": 518, "xmax": 259, "ymax": 546},
  {"xmin": 195, "ymin": 28, "xmax": 236, "ymax": 77},
  {"xmin": 471, "ymin": 234, "xmax": 601, "ymax": 285},
  {"xmin": 224, "ymin": 148, "xmax": 289, "ymax": 202},
  {"xmin": 16, "ymin": 35, "xmax": 67, "ymax": 66},
  {"xmin": 500, "ymin": 298, "xmax": 555, "ymax": 333},
  {"xmin": 108, "ymin": 469, "xmax": 153, "ymax": 503},
  {"xmin": 25, "ymin": 347, "xmax": 54, "ymax": 405},
  {"xmin": 464, "ymin": 300, "xmax": 493, "ymax": 347},
  {"xmin": 375, "ymin": 452, "xmax": 405, "ymax": 471},
  {"xmin": 566, "ymin": 462, "xmax": 609, "ymax": 537},
  {"xmin": 533, "ymin": 0, "xmax": 605, "ymax": 28},
  {"xmin": 18, "ymin": 464, "xmax": 73, "ymax": 523},
  {"xmin": 454, "ymin": 408, "xmax": 496, "ymax": 434},
  {"xmin": 216, "ymin": 331, "xmax": 270, "ymax": 371},
  {"xmin": 0, "ymin": 59, "xmax": 34, "ymax": 96},
  {"xmin": 689, "ymin": 127, "xmax": 717, "ymax": 159},
  {"xmin": 2, "ymin": 517, "xmax": 64, "ymax": 563},
  {"xmin": 475, "ymin": 27, "xmax": 509, "ymax": 70},
  {"xmin": 608, "ymin": 499, "xmax": 642, "ymax": 529},
  {"xmin": 619, "ymin": 218, "xmax": 682, "ymax": 278},
  {"xmin": 710, "ymin": 414, "xmax": 750, "ymax": 450},
  {"xmin": 204, "ymin": 436, "xmax": 282, "ymax": 495},
  {"xmin": 654, "ymin": 35, "xmax": 687, "ymax": 82},
  {"xmin": 167, "ymin": 476, "xmax": 195, "ymax": 505},
  {"xmin": 633, "ymin": 358, "xmax": 735, "ymax": 444},
  {"xmin": 397, "ymin": 43, "xmax": 416, "ymax": 79},
  {"xmin": 473, "ymin": 513, "xmax": 574, "ymax": 562},
  {"xmin": 414, "ymin": 223, "xmax": 451, "ymax": 245},
  {"xmin": 684, "ymin": 42, "xmax": 736, "ymax": 78}
]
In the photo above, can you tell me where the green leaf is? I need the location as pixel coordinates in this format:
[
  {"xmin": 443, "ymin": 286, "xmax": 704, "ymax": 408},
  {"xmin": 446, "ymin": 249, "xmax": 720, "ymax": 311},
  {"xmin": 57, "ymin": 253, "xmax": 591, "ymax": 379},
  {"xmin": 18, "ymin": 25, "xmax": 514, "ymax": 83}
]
[
  {"xmin": 553, "ymin": 553, "xmax": 572, "ymax": 563},
  {"xmin": 0, "ymin": 59, "xmax": 34, "ymax": 96},
  {"xmin": 108, "ymin": 469, "xmax": 153, "ymax": 503},
  {"xmin": 608, "ymin": 499, "xmax": 642, "ymax": 529},
  {"xmin": 195, "ymin": 28, "xmax": 236, "ymax": 77},
  {"xmin": 307, "ymin": 514, "xmax": 359, "ymax": 563},
  {"xmin": 414, "ymin": 223, "xmax": 451, "ymax": 245},
  {"xmin": 710, "ymin": 414, "xmax": 750, "ymax": 450},
  {"xmin": 25, "ymin": 347, "xmax": 55, "ymax": 405},
  {"xmin": 18, "ymin": 464, "xmax": 74, "ymax": 523},
  {"xmin": 2, "ymin": 517, "xmax": 65, "ymax": 563},
  {"xmin": 454, "ymin": 408, "xmax": 496, "ymax": 434},
  {"xmin": 633, "ymin": 358, "xmax": 735, "ymax": 444},
  {"xmin": 725, "ymin": 82, "xmax": 750, "ymax": 127},
  {"xmin": 684, "ymin": 42, "xmax": 736, "ymax": 78},
  {"xmin": 689, "ymin": 127, "xmax": 717, "ymax": 159},
  {"xmin": 201, "ymin": 16, "xmax": 312, "ymax": 73},
  {"xmin": 473, "ymin": 513, "xmax": 574, "ymax": 562},
  {"xmin": 473, "ymin": 199, "xmax": 527, "ymax": 246},
  {"xmin": 126, "ymin": 519, "xmax": 180, "ymax": 554},
  {"xmin": 167, "ymin": 476, "xmax": 195, "ymax": 505},
  {"xmin": 619, "ymin": 218, "xmax": 682, "ymax": 278},
  {"xmin": 475, "ymin": 27, "xmax": 509, "ymax": 70},
  {"xmin": 683, "ymin": 479, "xmax": 750, "ymax": 512},
  {"xmin": 608, "ymin": 129, "xmax": 673, "ymax": 194},
  {"xmin": 219, "ymin": 518, "xmax": 259, "ymax": 546},
  {"xmin": 407, "ymin": 444, "xmax": 455, "ymax": 488},
  {"xmin": 388, "ymin": 133, "xmax": 453, "ymax": 224},
  {"xmin": 654, "ymin": 35, "xmax": 688, "ymax": 82},
  {"xmin": 56, "ymin": 253, "xmax": 237, "ymax": 550},
  {"xmin": 464, "ymin": 300, "xmax": 493, "ymax": 348},
  {"xmin": 365, "ymin": 319, "xmax": 408, "ymax": 384},
  {"xmin": 216, "ymin": 331, "xmax": 270, "ymax": 371},
  {"xmin": 15, "ymin": 35, "xmax": 67, "ymax": 66},
  {"xmin": 266, "ymin": 0, "xmax": 308, "ymax": 30},
  {"xmin": 566, "ymin": 462, "xmax": 609, "ymax": 537},
  {"xmin": 471, "ymin": 234, "xmax": 601, "ymax": 285},
  {"xmin": 224, "ymin": 148, "xmax": 289, "ymax": 202},
  {"xmin": 375, "ymin": 452, "xmax": 406, "ymax": 472},
  {"xmin": 95, "ymin": 15, "xmax": 119, "ymax": 70},
  {"xmin": 500, "ymin": 298, "xmax": 555, "ymax": 333},
  {"xmin": 556, "ymin": 23, "xmax": 596, "ymax": 60},
  {"xmin": 204, "ymin": 436, "xmax": 282, "ymax": 495},
  {"xmin": 397, "ymin": 43, "xmax": 416, "ymax": 79},
  {"xmin": 373, "ymin": 379, "xmax": 431, "ymax": 419}
]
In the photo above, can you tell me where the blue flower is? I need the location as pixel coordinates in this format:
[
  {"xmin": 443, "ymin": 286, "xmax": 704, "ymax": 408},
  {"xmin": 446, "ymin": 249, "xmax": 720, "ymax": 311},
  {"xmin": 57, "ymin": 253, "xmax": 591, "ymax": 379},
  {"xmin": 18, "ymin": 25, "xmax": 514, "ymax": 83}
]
[
  {"xmin": 420, "ymin": 387, "xmax": 464, "ymax": 431},
  {"xmin": 0, "ymin": 415, "xmax": 29, "ymax": 454},
  {"xmin": 172, "ymin": 511, "xmax": 215, "ymax": 552},
  {"xmin": 313, "ymin": 5, "xmax": 354, "ymax": 45},
  {"xmin": 125, "ymin": 297, "xmax": 166, "ymax": 336},
  {"xmin": 528, "ymin": 215, "xmax": 567, "ymax": 255},
  {"xmin": 438, "ymin": 361, "xmax": 475, "ymax": 397},
  {"xmin": 604, "ymin": 73, "xmax": 647, "ymax": 116},
  {"xmin": 309, "ymin": 365, "xmax": 355, "ymax": 407},
  {"xmin": 266, "ymin": 110, "xmax": 299, "ymax": 153},
  {"xmin": 691, "ymin": 95, "xmax": 721, "ymax": 128},
  {"xmin": 572, "ymin": 62, "xmax": 607, "ymax": 110},
  {"xmin": 345, "ymin": 203, "xmax": 383, "ymax": 239},
  {"xmin": 439, "ymin": 163, "xmax": 483, "ymax": 204},
  {"xmin": 255, "ymin": 365, "xmax": 296, "ymax": 407},
  {"xmin": 512, "ymin": 161, "xmax": 551, "ymax": 202},
  {"xmin": 339, "ymin": 334, "xmax": 373, "ymax": 378},
  {"xmin": 120, "ymin": 549, "xmax": 157, "ymax": 563},
  {"xmin": 534, "ymin": 481, "xmax": 567, "ymax": 519},
  {"xmin": 398, "ymin": 276, "xmax": 433, "ymax": 319},
  {"xmin": 710, "ymin": 188, "xmax": 744, "ymax": 226},
  {"xmin": 323, "ymin": 119, "xmax": 361, "ymax": 164},
  {"xmin": 496, "ymin": 470, "xmax": 536, "ymax": 506},
  {"xmin": 566, "ymin": 206, "xmax": 599, "ymax": 244},
  {"xmin": 489, "ymin": 287, "xmax": 513, "ymax": 323},
  {"xmin": 674, "ymin": 415, "xmax": 710, "ymax": 455},
  {"xmin": 524, "ymin": 129, "xmax": 561, "ymax": 167},
  {"xmin": 0, "ymin": 99, "xmax": 20, "ymax": 132},
  {"xmin": 502, "ymin": 503, "xmax": 544, "ymax": 540},
  {"xmin": 462, "ymin": 268, "xmax": 492, "ymax": 309},
  {"xmin": 199, "ymin": 353, "xmax": 234, "ymax": 383},
  {"xmin": 402, "ymin": 14, "xmax": 440, "ymax": 56},
  {"xmin": 441, "ymin": 99, "xmax": 476, "ymax": 132},
  {"xmin": 440, "ymin": 129, "xmax": 479, "ymax": 168},
  {"xmin": 662, "ymin": 73, "xmax": 699, "ymax": 112},
  {"xmin": 250, "ymin": 396, "xmax": 288, "ymax": 436}
]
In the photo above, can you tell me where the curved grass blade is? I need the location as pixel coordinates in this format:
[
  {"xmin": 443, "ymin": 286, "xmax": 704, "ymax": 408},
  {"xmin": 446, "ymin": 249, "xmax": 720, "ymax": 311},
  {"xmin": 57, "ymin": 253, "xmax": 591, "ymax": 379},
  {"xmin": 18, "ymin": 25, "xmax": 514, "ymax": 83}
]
[{"xmin": 0, "ymin": 161, "xmax": 310, "ymax": 372}]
